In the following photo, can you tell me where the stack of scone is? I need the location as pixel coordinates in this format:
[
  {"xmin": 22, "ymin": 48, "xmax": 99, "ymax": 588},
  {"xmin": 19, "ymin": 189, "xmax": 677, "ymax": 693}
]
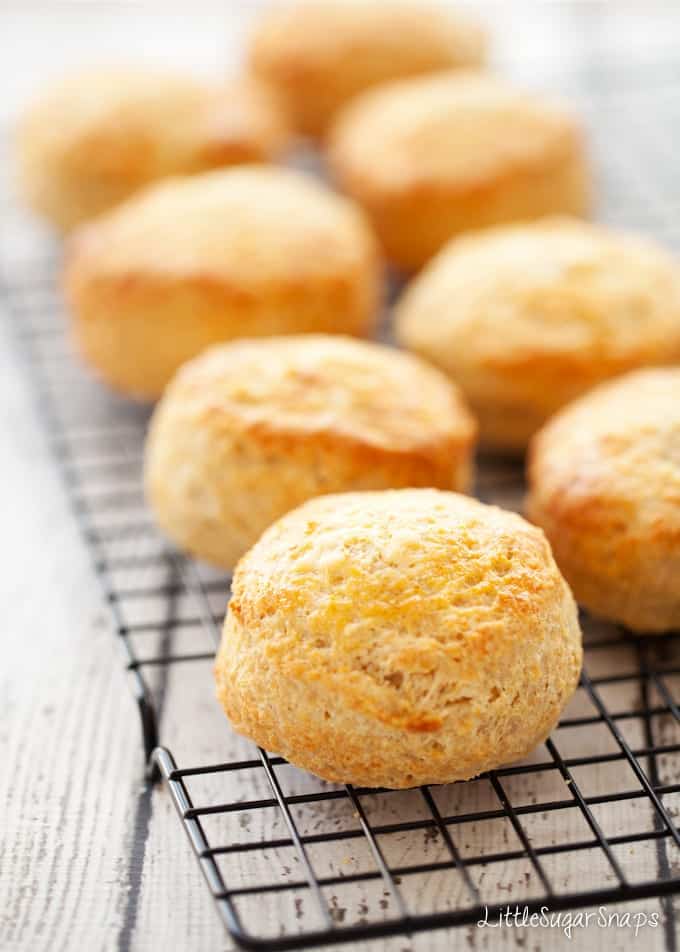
[{"xmin": 17, "ymin": 0, "xmax": 680, "ymax": 789}]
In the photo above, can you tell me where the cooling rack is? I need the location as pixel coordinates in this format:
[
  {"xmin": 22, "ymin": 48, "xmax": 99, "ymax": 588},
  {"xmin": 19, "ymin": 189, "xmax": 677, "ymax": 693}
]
[{"xmin": 3, "ymin": 60, "xmax": 680, "ymax": 951}]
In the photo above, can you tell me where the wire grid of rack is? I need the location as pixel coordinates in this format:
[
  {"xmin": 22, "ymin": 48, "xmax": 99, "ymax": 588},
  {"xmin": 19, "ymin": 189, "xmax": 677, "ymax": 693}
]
[{"xmin": 3, "ymin": 59, "xmax": 680, "ymax": 952}]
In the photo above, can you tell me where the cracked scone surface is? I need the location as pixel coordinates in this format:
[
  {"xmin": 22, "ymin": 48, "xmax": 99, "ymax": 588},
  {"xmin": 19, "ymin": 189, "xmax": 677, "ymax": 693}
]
[
  {"xmin": 396, "ymin": 218, "xmax": 680, "ymax": 451},
  {"xmin": 527, "ymin": 368, "xmax": 680, "ymax": 633},
  {"xmin": 145, "ymin": 336, "xmax": 477, "ymax": 571},
  {"xmin": 328, "ymin": 72, "xmax": 589, "ymax": 271},
  {"xmin": 248, "ymin": 0, "xmax": 485, "ymax": 138},
  {"xmin": 64, "ymin": 166, "xmax": 381, "ymax": 399},
  {"xmin": 17, "ymin": 67, "xmax": 291, "ymax": 231},
  {"xmin": 215, "ymin": 488, "xmax": 582, "ymax": 787}
]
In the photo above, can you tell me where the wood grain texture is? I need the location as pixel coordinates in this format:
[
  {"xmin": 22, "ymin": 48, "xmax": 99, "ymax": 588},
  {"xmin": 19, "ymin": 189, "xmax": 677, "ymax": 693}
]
[{"xmin": 0, "ymin": 310, "xmax": 136, "ymax": 952}]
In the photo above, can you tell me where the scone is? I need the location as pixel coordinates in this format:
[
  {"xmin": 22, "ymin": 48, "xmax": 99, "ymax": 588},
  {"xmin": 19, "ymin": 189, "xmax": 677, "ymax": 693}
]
[
  {"xmin": 64, "ymin": 167, "xmax": 381, "ymax": 399},
  {"xmin": 248, "ymin": 1, "xmax": 485, "ymax": 138},
  {"xmin": 17, "ymin": 67, "xmax": 291, "ymax": 231},
  {"xmin": 527, "ymin": 368, "xmax": 680, "ymax": 633},
  {"xmin": 215, "ymin": 488, "xmax": 582, "ymax": 787},
  {"xmin": 396, "ymin": 218, "xmax": 680, "ymax": 451},
  {"xmin": 328, "ymin": 72, "xmax": 589, "ymax": 271},
  {"xmin": 145, "ymin": 336, "xmax": 477, "ymax": 571}
]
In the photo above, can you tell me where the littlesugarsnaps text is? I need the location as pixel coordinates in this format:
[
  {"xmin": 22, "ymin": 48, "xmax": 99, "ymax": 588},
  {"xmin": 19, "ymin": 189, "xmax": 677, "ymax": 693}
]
[{"xmin": 477, "ymin": 905, "xmax": 660, "ymax": 939}]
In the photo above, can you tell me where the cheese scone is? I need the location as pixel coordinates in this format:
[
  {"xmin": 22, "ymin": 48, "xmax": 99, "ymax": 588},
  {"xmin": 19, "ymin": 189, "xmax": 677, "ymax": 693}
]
[
  {"xmin": 17, "ymin": 67, "xmax": 291, "ymax": 230},
  {"xmin": 64, "ymin": 167, "xmax": 382, "ymax": 399},
  {"xmin": 329, "ymin": 72, "xmax": 589, "ymax": 271},
  {"xmin": 527, "ymin": 368, "xmax": 680, "ymax": 633},
  {"xmin": 215, "ymin": 488, "xmax": 582, "ymax": 787},
  {"xmin": 145, "ymin": 336, "xmax": 477, "ymax": 570},
  {"xmin": 249, "ymin": 1, "xmax": 485, "ymax": 138},
  {"xmin": 396, "ymin": 218, "xmax": 680, "ymax": 451}
]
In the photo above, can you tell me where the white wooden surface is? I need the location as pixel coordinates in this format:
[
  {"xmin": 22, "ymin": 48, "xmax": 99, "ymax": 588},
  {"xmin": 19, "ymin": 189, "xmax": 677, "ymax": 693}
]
[{"xmin": 2, "ymin": 4, "xmax": 680, "ymax": 952}]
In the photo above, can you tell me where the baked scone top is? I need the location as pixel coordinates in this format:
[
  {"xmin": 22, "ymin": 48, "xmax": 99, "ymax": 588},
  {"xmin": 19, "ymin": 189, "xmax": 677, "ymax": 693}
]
[
  {"xmin": 529, "ymin": 368, "xmax": 680, "ymax": 526},
  {"xmin": 329, "ymin": 72, "xmax": 581, "ymax": 193},
  {"xmin": 397, "ymin": 218, "xmax": 680, "ymax": 369},
  {"xmin": 249, "ymin": 1, "xmax": 485, "ymax": 135},
  {"xmin": 66, "ymin": 166, "xmax": 379, "ymax": 283},
  {"xmin": 251, "ymin": 1, "xmax": 485, "ymax": 73},
  {"xmin": 163, "ymin": 335, "xmax": 476, "ymax": 456},
  {"xmin": 18, "ymin": 67, "xmax": 289, "ymax": 186},
  {"xmin": 229, "ymin": 489, "xmax": 579, "ymax": 733}
]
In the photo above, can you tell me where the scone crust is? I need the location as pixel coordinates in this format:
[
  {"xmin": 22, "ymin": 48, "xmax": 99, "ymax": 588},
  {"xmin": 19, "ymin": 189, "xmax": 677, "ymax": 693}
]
[
  {"xmin": 17, "ymin": 67, "xmax": 291, "ymax": 231},
  {"xmin": 145, "ymin": 337, "xmax": 477, "ymax": 570},
  {"xmin": 215, "ymin": 489, "xmax": 582, "ymax": 787},
  {"xmin": 64, "ymin": 167, "xmax": 382, "ymax": 399},
  {"xmin": 527, "ymin": 368, "xmax": 680, "ymax": 633},
  {"xmin": 249, "ymin": 1, "xmax": 485, "ymax": 138},
  {"xmin": 396, "ymin": 218, "xmax": 680, "ymax": 450},
  {"xmin": 328, "ymin": 72, "xmax": 590, "ymax": 271}
]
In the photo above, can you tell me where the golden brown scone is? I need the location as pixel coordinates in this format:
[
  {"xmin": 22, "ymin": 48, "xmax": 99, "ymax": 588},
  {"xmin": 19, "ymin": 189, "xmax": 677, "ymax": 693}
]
[
  {"xmin": 17, "ymin": 66, "xmax": 291, "ymax": 230},
  {"xmin": 145, "ymin": 336, "xmax": 477, "ymax": 571},
  {"xmin": 215, "ymin": 488, "xmax": 582, "ymax": 787},
  {"xmin": 527, "ymin": 369, "xmax": 680, "ymax": 634},
  {"xmin": 328, "ymin": 72, "xmax": 590, "ymax": 271},
  {"xmin": 64, "ymin": 167, "xmax": 382, "ymax": 399},
  {"xmin": 248, "ymin": 1, "xmax": 485, "ymax": 138},
  {"xmin": 396, "ymin": 218, "xmax": 680, "ymax": 451}
]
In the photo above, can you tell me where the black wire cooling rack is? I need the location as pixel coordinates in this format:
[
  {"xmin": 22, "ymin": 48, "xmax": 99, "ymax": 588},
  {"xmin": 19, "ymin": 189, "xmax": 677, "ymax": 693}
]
[{"xmin": 3, "ymin": 58, "xmax": 680, "ymax": 951}]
